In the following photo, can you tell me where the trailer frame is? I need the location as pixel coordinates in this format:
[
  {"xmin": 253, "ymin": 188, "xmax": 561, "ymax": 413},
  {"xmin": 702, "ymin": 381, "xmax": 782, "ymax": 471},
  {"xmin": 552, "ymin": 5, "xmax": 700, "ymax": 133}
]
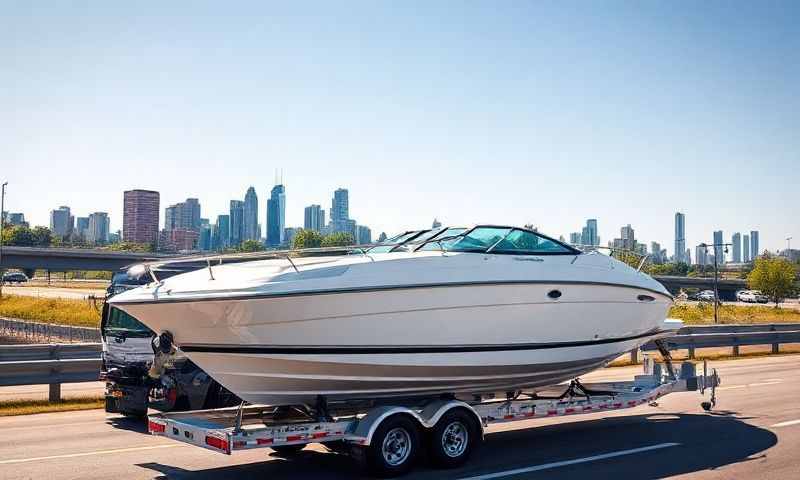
[{"xmin": 147, "ymin": 354, "xmax": 720, "ymax": 476}]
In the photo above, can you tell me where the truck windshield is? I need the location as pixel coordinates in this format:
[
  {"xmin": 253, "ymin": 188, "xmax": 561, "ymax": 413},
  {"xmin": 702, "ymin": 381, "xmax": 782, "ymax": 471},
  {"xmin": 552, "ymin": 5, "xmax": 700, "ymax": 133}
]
[{"xmin": 104, "ymin": 306, "xmax": 152, "ymax": 337}]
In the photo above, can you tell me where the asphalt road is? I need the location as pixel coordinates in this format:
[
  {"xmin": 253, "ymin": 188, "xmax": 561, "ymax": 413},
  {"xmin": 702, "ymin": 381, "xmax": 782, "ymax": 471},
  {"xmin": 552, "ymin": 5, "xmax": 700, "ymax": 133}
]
[
  {"xmin": 2, "ymin": 285, "xmax": 106, "ymax": 300},
  {"xmin": 1, "ymin": 355, "xmax": 799, "ymax": 480}
]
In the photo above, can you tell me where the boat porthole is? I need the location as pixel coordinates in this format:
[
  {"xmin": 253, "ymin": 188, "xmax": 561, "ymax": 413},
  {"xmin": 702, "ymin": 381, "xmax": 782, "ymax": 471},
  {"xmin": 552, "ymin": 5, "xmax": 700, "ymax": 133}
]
[
  {"xmin": 637, "ymin": 295, "xmax": 655, "ymax": 302},
  {"xmin": 547, "ymin": 290, "xmax": 562, "ymax": 299}
]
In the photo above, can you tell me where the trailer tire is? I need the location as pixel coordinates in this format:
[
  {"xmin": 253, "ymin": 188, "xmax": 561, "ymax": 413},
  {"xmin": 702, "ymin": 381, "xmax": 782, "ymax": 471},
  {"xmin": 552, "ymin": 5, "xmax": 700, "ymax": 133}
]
[
  {"xmin": 366, "ymin": 414, "xmax": 420, "ymax": 478},
  {"xmin": 428, "ymin": 409, "xmax": 479, "ymax": 469}
]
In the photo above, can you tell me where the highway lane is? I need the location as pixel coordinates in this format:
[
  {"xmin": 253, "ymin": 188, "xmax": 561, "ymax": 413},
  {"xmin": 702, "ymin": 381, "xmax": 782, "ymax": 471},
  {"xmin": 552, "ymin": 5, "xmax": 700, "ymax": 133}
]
[{"xmin": 0, "ymin": 355, "xmax": 798, "ymax": 480}]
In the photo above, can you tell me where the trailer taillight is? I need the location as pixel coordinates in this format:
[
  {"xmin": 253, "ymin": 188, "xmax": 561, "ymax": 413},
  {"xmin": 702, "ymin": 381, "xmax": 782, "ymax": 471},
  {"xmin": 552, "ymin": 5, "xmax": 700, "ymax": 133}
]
[
  {"xmin": 148, "ymin": 421, "xmax": 166, "ymax": 433},
  {"xmin": 205, "ymin": 435, "xmax": 229, "ymax": 452}
]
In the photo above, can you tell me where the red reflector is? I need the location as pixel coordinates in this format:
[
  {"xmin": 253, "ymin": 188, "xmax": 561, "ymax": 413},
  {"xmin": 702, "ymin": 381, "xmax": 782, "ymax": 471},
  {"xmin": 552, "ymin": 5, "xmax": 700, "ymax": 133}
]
[
  {"xmin": 565, "ymin": 408, "xmax": 575, "ymax": 414},
  {"xmin": 233, "ymin": 441, "xmax": 246, "ymax": 448},
  {"xmin": 312, "ymin": 432, "xmax": 327, "ymax": 439},
  {"xmin": 504, "ymin": 415, "xmax": 514, "ymax": 420},
  {"xmin": 547, "ymin": 410, "xmax": 557, "ymax": 415},
  {"xmin": 206, "ymin": 435, "xmax": 229, "ymax": 452},
  {"xmin": 286, "ymin": 435, "xmax": 302, "ymax": 442},
  {"xmin": 256, "ymin": 438, "xmax": 274, "ymax": 445},
  {"xmin": 148, "ymin": 421, "xmax": 166, "ymax": 433}
]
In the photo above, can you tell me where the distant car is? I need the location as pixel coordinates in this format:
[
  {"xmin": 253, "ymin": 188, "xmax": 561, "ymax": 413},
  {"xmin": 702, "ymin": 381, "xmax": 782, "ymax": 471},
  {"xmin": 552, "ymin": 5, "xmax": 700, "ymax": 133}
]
[
  {"xmin": 737, "ymin": 290, "xmax": 769, "ymax": 303},
  {"xmin": 697, "ymin": 290, "xmax": 716, "ymax": 302},
  {"xmin": 2, "ymin": 272, "xmax": 28, "ymax": 284}
]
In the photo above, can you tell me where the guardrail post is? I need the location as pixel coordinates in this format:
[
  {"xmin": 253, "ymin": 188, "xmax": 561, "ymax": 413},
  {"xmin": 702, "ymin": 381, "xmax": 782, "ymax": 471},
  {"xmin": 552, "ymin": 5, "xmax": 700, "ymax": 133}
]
[
  {"xmin": 629, "ymin": 349, "xmax": 639, "ymax": 364},
  {"xmin": 688, "ymin": 345, "xmax": 695, "ymax": 359},
  {"xmin": 732, "ymin": 344, "xmax": 740, "ymax": 357},
  {"xmin": 49, "ymin": 383, "xmax": 62, "ymax": 403},
  {"xmin": 772, "ymin": 343, "xmax": 780, "ymax": 354}
]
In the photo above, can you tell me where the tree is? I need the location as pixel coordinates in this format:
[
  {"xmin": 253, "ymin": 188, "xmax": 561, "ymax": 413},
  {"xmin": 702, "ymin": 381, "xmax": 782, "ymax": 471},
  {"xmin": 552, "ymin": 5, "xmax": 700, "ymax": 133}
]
[
  {"xmin": 747, "ymin": 255, "xmax": 797, "ymax": 307},
  {"xmin": 239, "ymin": 239, "xmax": 265, "ymax": 252},
  {"xmin": 322, "ymin": 232, "xmax": 354, "ymax": 247},
  {"xmin": 3, "ymin": 225, "xmax": 34, "ymax": 246},
  {"xmin": 30, "ymin": 226, "xmax": 52, "ymax": 247},
  {"xmin": 105, "ymin": 242, "xmax": 153, "ymax": 252},
  {"xmin": 292, "ymin": 229, "xmax": 323, "ymax": 249}
]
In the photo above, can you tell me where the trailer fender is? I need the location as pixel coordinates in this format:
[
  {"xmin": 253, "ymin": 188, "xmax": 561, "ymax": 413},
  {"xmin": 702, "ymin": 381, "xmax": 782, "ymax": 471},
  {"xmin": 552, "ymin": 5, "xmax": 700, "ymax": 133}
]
[{"xmin": 351, "ymin": 400, "xmax": 483, "ymax": 446}]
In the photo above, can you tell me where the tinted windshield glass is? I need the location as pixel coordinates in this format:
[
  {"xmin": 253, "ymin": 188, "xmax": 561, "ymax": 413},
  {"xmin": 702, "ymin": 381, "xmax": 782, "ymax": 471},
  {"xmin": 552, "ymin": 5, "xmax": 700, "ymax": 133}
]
[
  {"xmin": 105, "ymin": 307, "xmax": 151, "ymax": 335},
  {"xmin": 368, "ymin": 231, "xmax": 426, "ymax": 253},
  {"xmin": 447, "ymin": 227, "xmax": 511, "ymax": 252},
  {"xmin": 490, "ymin": 229, "xmax": 573, "ymax": 254},
  {"xmin": 417, "ymin": 228, "xmax": 467, "ymax": 251}
]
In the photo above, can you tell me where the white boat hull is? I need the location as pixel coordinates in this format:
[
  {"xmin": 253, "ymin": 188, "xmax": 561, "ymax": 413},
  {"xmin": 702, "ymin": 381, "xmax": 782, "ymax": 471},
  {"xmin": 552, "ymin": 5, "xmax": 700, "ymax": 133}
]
[{"xmin": 118, "ymin": 282, "xmax": 672, "ymax": 405}]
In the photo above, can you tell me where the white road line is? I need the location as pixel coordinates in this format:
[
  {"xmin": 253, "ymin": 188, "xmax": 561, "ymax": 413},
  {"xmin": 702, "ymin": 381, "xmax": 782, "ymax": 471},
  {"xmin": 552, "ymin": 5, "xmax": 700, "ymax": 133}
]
[
  {"xmin": 456, "ymin": 443, "xmax": 681, "ymax": 480},
  {"xmin": 718, "ymin": 379, "xmax": 782, "ymax": 391},
  {"xmin": 772, "ymin": 419, "xmax": 800, "ymax": 428},
  {"xmin": 0, "ymin": 444, "xmax": 184, "ymax": 464}
]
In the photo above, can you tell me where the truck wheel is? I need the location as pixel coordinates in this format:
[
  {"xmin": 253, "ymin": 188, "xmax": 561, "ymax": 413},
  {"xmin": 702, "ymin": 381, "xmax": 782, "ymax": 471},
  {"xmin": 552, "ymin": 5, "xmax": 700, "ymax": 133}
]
[
  {"xmin": 366, "ymin": 415, "xmax": 420, "ymax": 477},
  {"xmin": 271, "ymin": 444, "xmax": 305, "ymax": 456},
  {"xmin": 428, "ymin": 409, "xmax": 479, "ymax": 469}
]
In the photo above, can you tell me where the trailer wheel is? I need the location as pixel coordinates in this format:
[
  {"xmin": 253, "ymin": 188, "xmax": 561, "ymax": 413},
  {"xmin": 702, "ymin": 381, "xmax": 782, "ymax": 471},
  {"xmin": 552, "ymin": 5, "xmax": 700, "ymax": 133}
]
[
  {"xmin": 366, "ymin": 415, "xmax": 420, "ymax": 477},
  {"xmin": 271, "ymin": 444, "xmax": 305, "ymax": 456},
  {"xmin": 428, "ymin": 409, "xmax": 479, "ymax": 469}
]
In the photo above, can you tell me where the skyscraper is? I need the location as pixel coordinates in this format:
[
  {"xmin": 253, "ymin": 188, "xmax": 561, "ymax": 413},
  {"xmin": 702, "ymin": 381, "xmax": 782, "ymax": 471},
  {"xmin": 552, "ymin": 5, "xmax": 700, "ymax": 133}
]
[
  {"xmin": 267, "ymin": 184, "xmax": 286, "ymax": 247},
  {"xmin": 750, "ymin": 230, "xmax": 760, "ymax": 260},
  {"xmin": 695, "ymin": 245, "xmax": 707, "ymax": 266},
  {"xmin": 304, "ymin": 205, "xmax": 325, "ymax": 232},
  {"xmin": 651, "ymin": 241, "xmax": 663, "ymax": 263},
  {"xmin": 76, "ymin": 217, "xmax": 89, "ymax": 239},
  {"xmin": 713, "ymin": 230, "xmax": 724, "ymax": 265},
  {"xmin": 329, "ymin": 188, "xmax": 354, "ymax": 235},
  {"xmin": 86, "ymin": 212, "xmax": 109, "ymax": 244},
  {"xmin": 243, "ymin": 187, "xmax": 259, "ymax": 241},
  {"xmin": 49, "ymin": 206, "xmax": 74, "ymax": 239},
  {"xmin": 731, "ymin": 233, "xmax": 742, "ymax": 263},
  {"xmin": 674, "ymin": 212, "xmax": 685, "ymax": 264},
  {"xmin": 743, "ymin": 234, "xmax": 751, "ymax": 263},
  {"xmin": 198, "ymin": 219, "xmax": 212, "ymax": 251},
  {"xmin": 569, "ymin": 232, "xmax": 582, "ymax": 245},
  {"xmin": 580, "ymin": 219, "xmax": 598, "ymax": 247},
  {"xmin": 215, "ymin": 214, "xmax": 230, "ymax": 250},
  {"xmin": 164, "ymin": 198, "xmax": 201, "ymax": 232},
  {"xmin": 356, "ymin": 225, "xmax": 372, "ymax": 244},
  {"xmin": 123, "ymin": 189, "xmax": 160, "ymax": 247},
  {"xmin": 620, "ymin": 224, "xmax": 635, "ymax": 250},
  {"xmin": 229, "ymin": 201, "xmax": 244, "ymax": 247}
]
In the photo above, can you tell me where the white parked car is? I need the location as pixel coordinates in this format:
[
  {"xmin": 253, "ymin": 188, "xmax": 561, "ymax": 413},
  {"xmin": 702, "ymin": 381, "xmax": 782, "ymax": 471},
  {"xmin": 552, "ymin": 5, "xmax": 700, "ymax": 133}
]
[
  {"xmin": 738, "ymin": 290, "xmax": 769, "ymax": 303},
  {"xmin": 697, "ymin": 290, "xmax": 716, "ymax": 302}
]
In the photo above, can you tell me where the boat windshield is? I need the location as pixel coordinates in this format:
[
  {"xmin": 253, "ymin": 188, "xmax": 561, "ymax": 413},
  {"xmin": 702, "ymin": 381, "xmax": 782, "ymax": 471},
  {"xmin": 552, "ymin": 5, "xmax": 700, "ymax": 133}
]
[
  {"xmin": 416, "ymin": 227, "xmax": 468, "ymax": 251},
  {"xmin": 420, "ymin": 226, "xmax": 577, "ymax": 255},
  {"xmin": 367, "ymin": 230, "xmax": 428, "ymax": 253}
]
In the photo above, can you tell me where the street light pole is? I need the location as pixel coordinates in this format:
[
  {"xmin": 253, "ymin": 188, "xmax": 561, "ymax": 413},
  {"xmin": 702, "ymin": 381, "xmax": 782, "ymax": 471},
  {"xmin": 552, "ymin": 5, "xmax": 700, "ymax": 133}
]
[
  {"xmin": 787, "ymin": 237, "xmax": 793, "ymax": 252},
  {"xmin": 0, "ymin": 182, "xmax": 7, "ymax": 299},
  {"xmin": 699, "ymin": 241, "xmax": 730, "ymax": 324}
]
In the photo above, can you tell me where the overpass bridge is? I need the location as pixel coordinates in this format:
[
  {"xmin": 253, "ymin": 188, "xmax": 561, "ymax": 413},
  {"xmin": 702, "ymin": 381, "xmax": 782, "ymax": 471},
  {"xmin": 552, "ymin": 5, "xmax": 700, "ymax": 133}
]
[
  {"xmin": 653, "ymin": 275, "xmax": 747, "ymax": 301},
  {"xmin": 0, "ymin": 246, "xmax": 173, "ymax": 272}
]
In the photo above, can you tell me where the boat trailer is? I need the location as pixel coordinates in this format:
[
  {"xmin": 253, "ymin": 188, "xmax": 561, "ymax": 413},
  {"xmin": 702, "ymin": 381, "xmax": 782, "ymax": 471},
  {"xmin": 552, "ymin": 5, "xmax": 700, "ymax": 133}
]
[{"xmin": 147, "ymin": 350, "xmax": 720, "ymax": 477}]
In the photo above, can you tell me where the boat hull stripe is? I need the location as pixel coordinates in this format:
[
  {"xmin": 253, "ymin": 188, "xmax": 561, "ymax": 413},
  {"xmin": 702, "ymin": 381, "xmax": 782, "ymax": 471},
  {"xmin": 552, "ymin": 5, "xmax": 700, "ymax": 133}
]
[{"xmin": 180, "ymin": 328, "xmax": 664, "ymax": 355}]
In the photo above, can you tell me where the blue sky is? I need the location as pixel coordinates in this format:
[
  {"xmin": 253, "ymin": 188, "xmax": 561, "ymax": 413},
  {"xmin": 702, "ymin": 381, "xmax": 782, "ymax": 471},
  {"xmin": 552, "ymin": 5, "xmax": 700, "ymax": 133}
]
[{"xmin": 1, "ymin": 2, "xmax": 797, "ymax": 253}]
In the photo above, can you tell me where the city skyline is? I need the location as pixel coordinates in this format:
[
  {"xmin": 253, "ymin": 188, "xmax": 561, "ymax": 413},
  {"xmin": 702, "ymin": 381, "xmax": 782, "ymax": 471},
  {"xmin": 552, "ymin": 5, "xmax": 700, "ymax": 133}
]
[{"xmin": 2, "ymin": 3, "xmax": 797, "ymax": 251}]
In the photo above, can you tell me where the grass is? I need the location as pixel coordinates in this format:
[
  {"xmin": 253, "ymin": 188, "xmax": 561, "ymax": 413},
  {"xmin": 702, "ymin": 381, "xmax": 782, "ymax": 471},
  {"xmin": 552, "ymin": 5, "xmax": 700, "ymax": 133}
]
[
  {"xmin": 0, "ymin": 396, "xmax": 104, "ymax": 416},
  {"xmin": 0, "ymin": 294, "xmax": 101, "ymax": 327},
  {"xmin": 668, "ymin": 303, "xmax": 800, "ymax": 325}
]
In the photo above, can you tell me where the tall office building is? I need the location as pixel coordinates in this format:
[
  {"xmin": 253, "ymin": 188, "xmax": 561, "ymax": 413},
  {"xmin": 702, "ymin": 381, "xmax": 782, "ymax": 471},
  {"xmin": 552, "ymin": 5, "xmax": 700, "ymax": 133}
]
[
  {"xmin": 713, "ymin": 230, "xmax": 724, "ymax": 265},
  {"xmin": 695, "ymin": 245, "xmax": 708, "ymax": 266},
  {"xmin": 580, "ymin": 219, "xmax": 599, "ymax": 247},
  {"xmin": 243, "ymin": 187, "xmax": 259, "ymax": 241},
  {"xmin": 215, "ymin": 214, "xmax": 230, "ymax": 250},
  {"xmin": 86, "ymin": 212, "xmax": 109, "ymax": 244},
  {"xmin": 674, "ymin": 212, "xmax": 686, "ymax": 264},
  {"xmin": 198, "ymin": 219, "xmax": 212, "ymax": 251},
  {"xmin": 76, "ymin": 217, "xmax": 89, "ymax": 239},
  {"xmin": 432, "ymin": 218, "xmax": 442, "ymax": 229},
  {"xmin": 123, "ymin": 189, "xmax": 160, "ymax": 247},
  {"xmin": 750, "ymin": 230, "xmax": 760, "ymax": 259},
  {"xmin": 731, "ymin": 233, "xmax": 742, "ymax": 263},
  {"xmin": 304, "ymin": 205, "xmax": 325, "ymax": 232},
  {"xmin": 49, "ymin": 206, "xmax": 74, "ymax": 239},
  {"xmin": 620, "ymin": 224, "xmax": 635, "ymax": 250},
  {"xmin": 164, "ymin": 198, "xmax": 201, "ymax": 232},
  {"xmin": 356, "ymin": 225, "xmax": 372, "ymax": 244},
  {"xmin": 267, "ymin": 184, "xmax": 286, "ymax": 247},
  {"xmin": 330, "ymin": 188, "xmax": 349, "ymax": 225},
  {"xmin": 651, "ymin": 241, "xmax": 663, "ymax": 263},
  {"xmin": 569, "ymin": 232, "xmax": 582, "ymax": 245},
  {"xmin": 229, "ymin": 200, "xmax": 244, "ymax": 247},
  {"xmin": 743, "ymin": 234, "xmax": 751, "ymax": 263}
]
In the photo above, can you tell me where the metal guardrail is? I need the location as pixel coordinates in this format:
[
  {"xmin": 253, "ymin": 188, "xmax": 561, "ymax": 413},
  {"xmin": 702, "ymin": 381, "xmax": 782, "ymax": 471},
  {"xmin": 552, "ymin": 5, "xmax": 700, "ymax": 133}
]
[
  {"xmin": 0, "ymin": 343, "xmax": 102, "ymax": 402},
  {"xmin": 1, "ymin": 324, "xmax": 799, "ymax": 404},
  {"xmin": 0, "ymin": 317, "xmax": 101, "ymax": 343}
]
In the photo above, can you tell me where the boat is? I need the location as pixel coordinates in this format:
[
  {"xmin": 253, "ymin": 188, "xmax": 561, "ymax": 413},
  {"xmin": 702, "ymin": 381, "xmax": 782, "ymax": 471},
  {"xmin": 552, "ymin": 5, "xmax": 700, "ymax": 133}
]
[{"xmin": 108, "ymin": 225, "xmax": 676, "ymax": 406}]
